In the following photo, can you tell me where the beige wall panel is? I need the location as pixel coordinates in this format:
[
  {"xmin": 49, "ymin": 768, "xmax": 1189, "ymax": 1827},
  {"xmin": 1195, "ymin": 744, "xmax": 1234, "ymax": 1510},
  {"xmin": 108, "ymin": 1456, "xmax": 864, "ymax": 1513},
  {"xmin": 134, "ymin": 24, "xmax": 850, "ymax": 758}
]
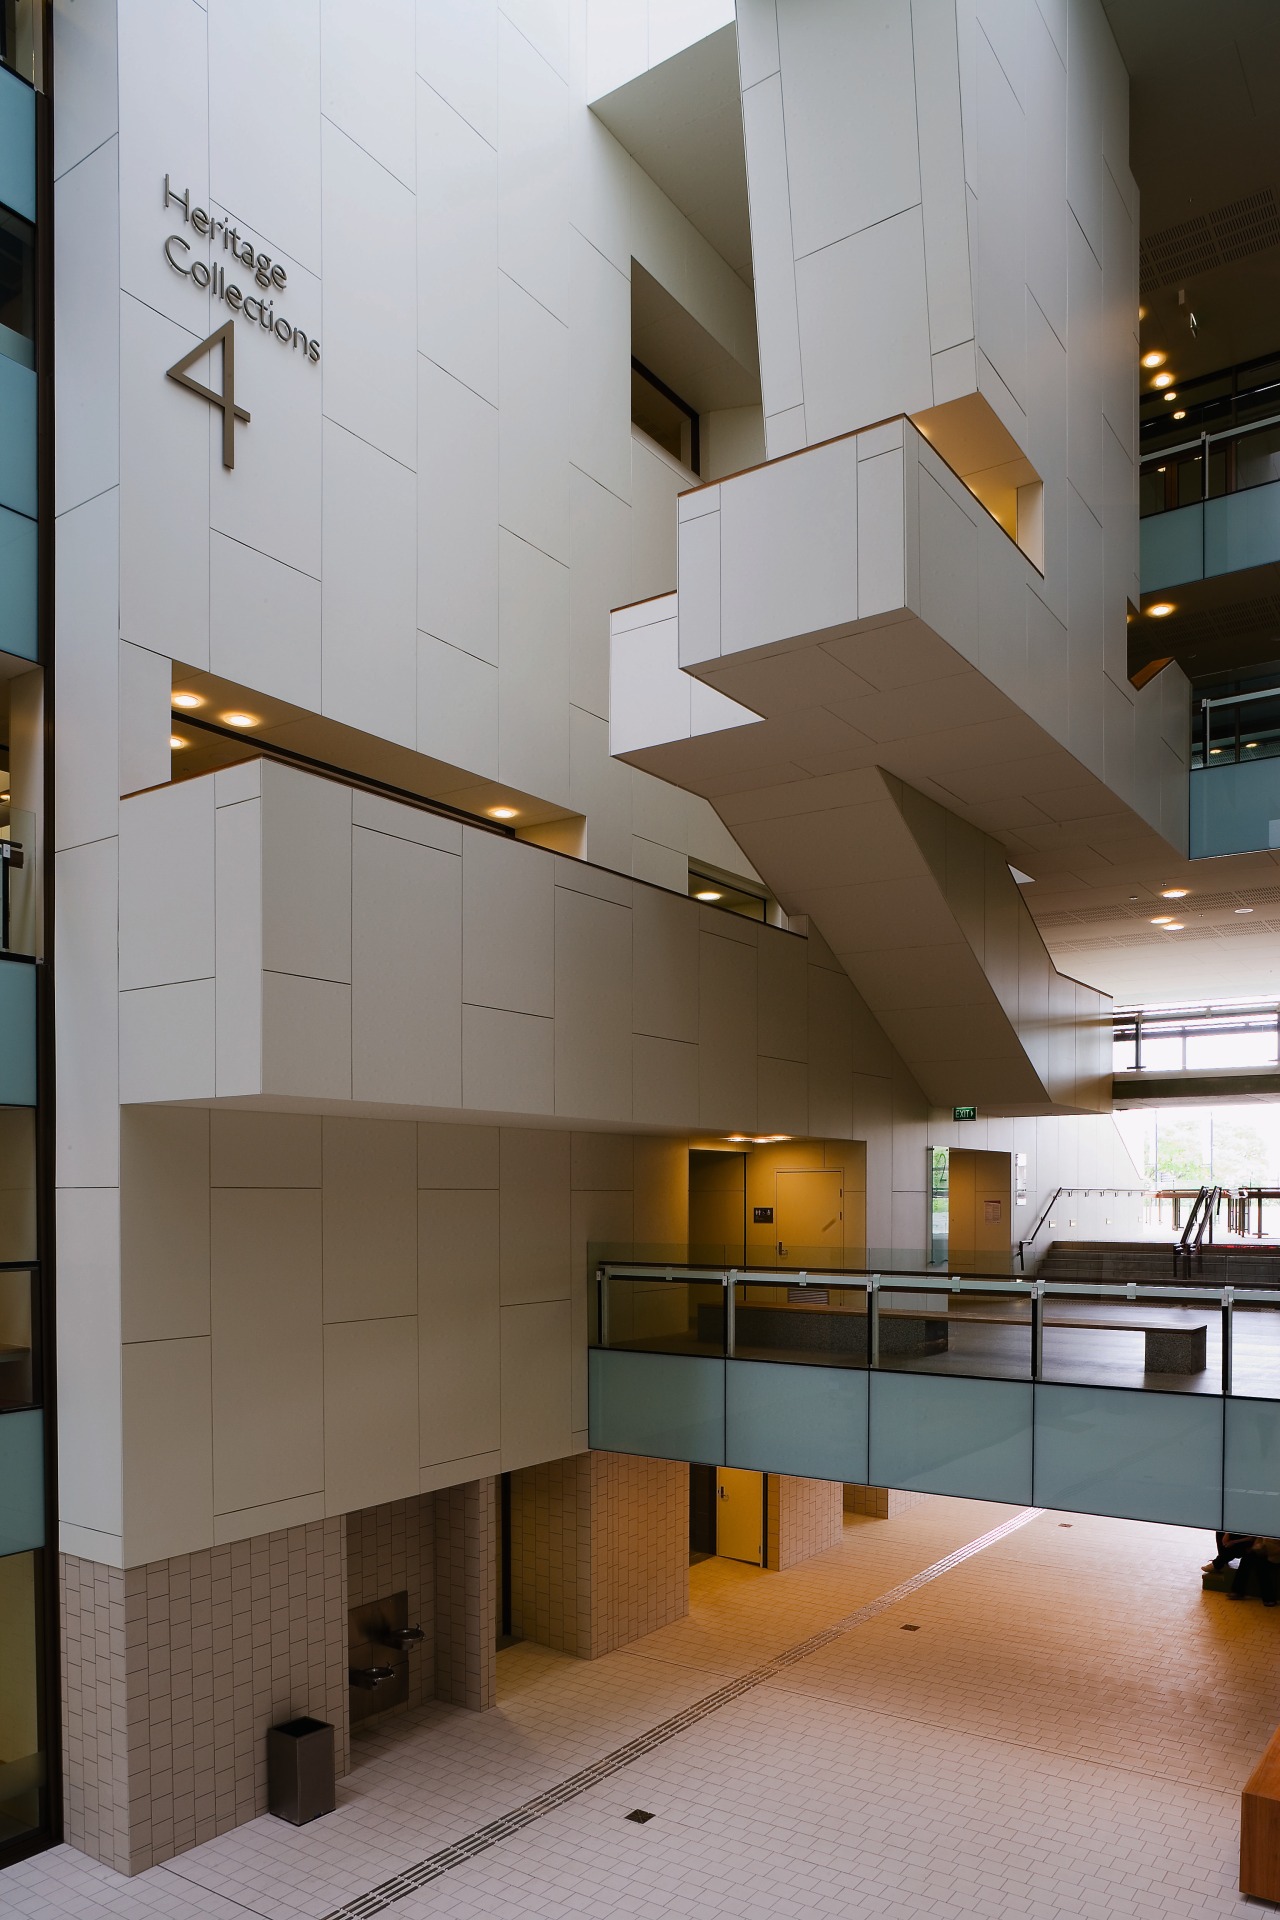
[
  {"xmin": 418, "ymin": 1188, "xmax": 501, "ymax": 1466},
  {"xmin": 462, "ymin": 827, "xmax": 555, "ymax": 1018},
  {"xmin": 121, "ymin": 1337, "xmax": 213, "ymax": 1564},
  {"xmin": 260, "ymin": 759, "xmax": 352, "ymax": 983},
  {"xmin": 417, "ymin": 1122, "xmax": 500, "ymax": 1189},
  {"xmin": 570, "ymin": 1131, "xmax": 634, "ymax": 1192},
  {"xmin": 352, "ymin": 827, "xmax": 462, "ymax": 1105},
  {"xmin": 120, "ymin": 1107, "xmax": 210, "ymax": 1343},
  {"xmin": 633, "ymin": 1135, "xmax": 689, "ymax": 1252},
  {"xmin": 698, "ymin": 930, "xmax": 757, "ymax": 1130},
  {"xmin": 322, "ymin": 1117, "xmax": 418, "ymax": 1322},
  {"xmin": 500, "ymin": 1300, "xmax": 573, "ymax": 1471},
  {"xmin": 462, "ymin": 1004, "xmax": 554, "ymax": 1113},
  {"xmin": 210, "ymin": 1111, "xmax": 321, "ymax": 1188},
  {"xmin": 211, "ymin": 1189, "xmax": 323, "ymax": 1515},
  {"xmin": 499, "ymin": 1128, "xmax": 571, "ymax": 1304},
  {"xmin": 261, "ymin": 973, "xmax": 352, "ymax": 1099},
  {"xmin": 322, "ymin": 1317, "xmax": 419, "ymax": 1514},
  {"xmin": 554, "ymin": 886, "xmax": 632, "ymax": 1119},
  {"xmin": 633, "ymin": 1034, "xmax": 699, "ymax": 1129}
]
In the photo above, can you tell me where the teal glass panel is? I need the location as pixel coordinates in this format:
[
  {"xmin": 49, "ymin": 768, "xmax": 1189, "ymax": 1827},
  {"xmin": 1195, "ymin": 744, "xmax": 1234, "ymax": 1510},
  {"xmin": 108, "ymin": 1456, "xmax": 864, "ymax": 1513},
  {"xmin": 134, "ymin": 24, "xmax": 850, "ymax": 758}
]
[
  {"xmin": 1139, "ymin": 501, "xmax": 1203, "ymax": 591},
  {"xmin": 588, "ymin": 1348, "xmax": 725, "ymax": 1464},
  {"xmin": 1224, "ymin": 1397, "xmax": 1280, "ymax": 1533},
  {"xmin": 0, "ymin": 1408, "xmax": 42, "ymax": 1553},
  {"xmin": 868, "ymin": 1372, "xmax": 1032, "ymax": 1503},
  {"xmin": 0, "ymin": 353, "xmax": 35, "ymax": 519},
  {"xmin": 0, "ymin": 957, "xmax": 35, "ymax": 1104},
  {"xmin": 1205, "ymin": 483, "xmax": 1280, "ymax": 580},
  {"xmin": 725, "ymin": 1359, "xmax": 868, "ymax": 1480},
  {"xmin": 1033, "ymin": 1383, "xmax": 1221, "ymax": 1526},
  {"xmin": 0, "ymin": 502, "xmax": 35, "ymax": 660},
  {"xmin": 0, "ymin": 66, "xmax": 35, "ymax": 223},
  {"xmin": 1189, "ymin": 760, "xmax": 1280, "ymax": 858}
]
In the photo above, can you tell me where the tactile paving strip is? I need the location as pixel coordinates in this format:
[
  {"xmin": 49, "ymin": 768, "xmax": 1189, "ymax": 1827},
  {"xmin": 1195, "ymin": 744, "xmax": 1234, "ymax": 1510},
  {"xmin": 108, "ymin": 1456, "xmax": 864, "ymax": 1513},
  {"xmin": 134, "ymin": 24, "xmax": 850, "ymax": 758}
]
[{"xmin": 322, "ymin": 1505, "xmax": 1043, "ymax": 1919}]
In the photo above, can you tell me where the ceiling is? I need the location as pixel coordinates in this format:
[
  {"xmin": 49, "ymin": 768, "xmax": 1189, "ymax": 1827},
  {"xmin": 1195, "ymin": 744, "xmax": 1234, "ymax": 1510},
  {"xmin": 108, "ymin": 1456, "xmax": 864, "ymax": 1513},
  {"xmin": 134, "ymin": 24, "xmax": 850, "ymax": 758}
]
[
  {"xmin": 590, "ymin": 23, "xmax": 753, "ymax": 283},
  {"xmin": 1106, "ymin": 0, "xmax": 1280, "ymax": 381}
]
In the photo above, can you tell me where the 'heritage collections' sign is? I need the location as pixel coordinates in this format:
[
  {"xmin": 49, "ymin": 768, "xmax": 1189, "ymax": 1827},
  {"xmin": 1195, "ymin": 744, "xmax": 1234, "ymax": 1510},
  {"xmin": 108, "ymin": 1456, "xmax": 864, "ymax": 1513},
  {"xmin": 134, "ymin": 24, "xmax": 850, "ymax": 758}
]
[{"xmin": 159, "ymin": 174, "xmax": 321, "ymax": 468}]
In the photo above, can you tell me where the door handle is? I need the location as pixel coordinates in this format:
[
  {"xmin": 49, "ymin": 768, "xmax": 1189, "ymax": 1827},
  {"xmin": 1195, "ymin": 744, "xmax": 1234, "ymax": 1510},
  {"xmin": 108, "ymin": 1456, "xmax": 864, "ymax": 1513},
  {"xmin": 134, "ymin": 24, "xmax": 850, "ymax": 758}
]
[{"xmin": 719, "ymin": 1486, "xmax": 728, "ymax": 1500}]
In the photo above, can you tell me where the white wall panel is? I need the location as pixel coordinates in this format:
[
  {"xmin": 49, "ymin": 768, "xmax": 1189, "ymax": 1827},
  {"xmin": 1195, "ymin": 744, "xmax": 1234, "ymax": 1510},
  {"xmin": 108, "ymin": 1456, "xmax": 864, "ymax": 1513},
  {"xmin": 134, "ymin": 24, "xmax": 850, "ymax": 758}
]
[
  {"xmin": 261, "ymin": 759, "xmax": 351, "ymax": 981},
  {"xmin": 117, "ymin": 0, "xmax": 208, "ymax": 332},
  {"xmin": 554, "ymin": 885, "xmax": 632, "ymax": 1118},
  {"xmin": 55, "ymin": 838, "xmax": 120, "ymax": 1188},
  {"xmin": 210, "ymin": 533, "xmax": 322, "ymax": 712},
  {"xmin": 210, "ymin": 1112, "xmax": 321, "ymax": 1188},
  {"xmin": 417, "ymin": 81, "xmax": 498, "ymax": 404},
  {"xmin": 497, "ymin": 528, "xmax": 570, "ymax": 801},
  {"xmin": 261, "ymin": 973, "xmax": 352, "ymax": 1099},
  {"xmin": 122, "ymin": 1337, "xmax": 213, "ymax": 1564},
  {"xmin": 209, "ymin": 0, "xmax": 322, "ymax": 273},
  {"xmin": 418, "ymin": 1188, "xmax": 501, "ymax": 1461},
  {"xmin": 322, "ymin": 0, "xmax": 416, "ymax": 188},
  {"xmin": 974, "ymin": 28, "xmax": 1026, "ymax": 411},
  {"xmin": 795, "ymin": 210, "xmax": 934, "ymax": 442},
  {"xmin": 119, "ymin": 777, "xmax": 215, "ymax": 991},
  {"xmin": 417, "ymin": 355, "xmax": 499, "ymax": 665},
  {"xmin": 52, "ymin": 0, "xmax": 118, "ymax": 182},
  {"xmin": 1024, "ymin": 1, "xmax": 1067, "ymax": 346},
  {"xmin": 498, "ymin": 274, "xmax": 569, "ymax": 564},
  {"xmin": 463, "ymin": 827, "xmax": 554, "ymax": 1016},
  {"xmin": 777, "ymin": 0, "xmax": 920, "ymax": 259},
  {"xmin": 54, "ymin": 139, "xmax": 119, "ymax": 516},
  {"xmin": 912, "ymin": 0, "xmax": 974, "ymax": 357},
  {"xmin": 321, "ymin": 420, "xmax": 417, "ymax": 746},
  {"xmin": 119, "ymin": 295, "xmax": 209, "ymax": 665},
  {"xmin": 55, "ymin": 490, "xmax": 120, "ymax": 852},
  {"xmin": 214, "ymin": 797, "xmax": 263, "ymax": 1098},
  {"xmin": 119, "ymin": 981, "xmax": 216, "ymax": 1104},
  {"xmin": 570, "ymin": 467, "xmax": 632, "ymax": 718},
  {"xmin": 322, "ymin": 1117, "xmax": 418, "ymax": 1321},
  {"xmin": 321, "ymin": 122, "xmax": 417, "ymax": 467},
  {"xmin": 211, "ymin": 1189, "xmax": 324, "ymax": 1514},
  {"xmin": 569, "ymin": 230, "xmax": 630, "ymax": 503},
  {"xmin": 739, "ymin": 75, "xmax": 803, "ymax": 419},
  {"xmin": 323, "ymin": 1317, "xmax": 419, "ymax": 1511},
  {"xmin": 463, "ymin": 1003, "xmax": 554, "ymax": 1112},
  {"xmin": 351, "ymin": 826, "xmax": 463, "ymax": 1104},
  {"xmin": 417, "ymin": 634, "xmax": 499, "ymax": 777},
  {"xmin": 499, "ymin": 1298, "xmax": 571, "ymax": 1469},
  {"xmin": 56, "ymin": 1186, "xmax": 123, "ymax": 1542},
  {"xmin": 497, "ymin": 13, "xmax": 569, "ymax": 321},
  {"xmin": 121, "ymin": 1108, "xmax": 211, "ymax": 1345},
  {"xmin": 417, "ymin": 0, "xmax": 498, "ymax": 144}
]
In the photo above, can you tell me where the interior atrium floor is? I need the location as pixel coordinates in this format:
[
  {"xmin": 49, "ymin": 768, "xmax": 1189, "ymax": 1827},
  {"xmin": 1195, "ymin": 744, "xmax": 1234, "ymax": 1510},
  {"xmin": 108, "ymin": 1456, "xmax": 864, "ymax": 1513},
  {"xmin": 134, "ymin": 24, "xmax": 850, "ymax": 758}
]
[{"xmin": 2, "ymin": 1496, "xmax": 1273, "ymax": 1919}]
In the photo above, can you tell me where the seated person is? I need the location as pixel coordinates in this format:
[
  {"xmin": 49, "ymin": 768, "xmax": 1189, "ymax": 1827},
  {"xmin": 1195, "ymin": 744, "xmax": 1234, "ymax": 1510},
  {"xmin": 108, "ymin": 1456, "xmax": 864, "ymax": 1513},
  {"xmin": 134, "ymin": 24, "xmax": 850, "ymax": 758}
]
[
  {"xmin": 1230, "ymin": 1537, "xmax": 1280, "ymax": 1607},
  {"xmin": 1205, "ymin": 1530, "xmax": 1253, "ymax": 1574}
]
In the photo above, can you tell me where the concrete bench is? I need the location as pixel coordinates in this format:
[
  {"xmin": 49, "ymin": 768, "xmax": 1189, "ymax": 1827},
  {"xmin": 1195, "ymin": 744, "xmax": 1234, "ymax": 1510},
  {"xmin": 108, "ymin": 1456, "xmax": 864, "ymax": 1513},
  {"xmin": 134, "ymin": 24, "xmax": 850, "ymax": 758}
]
[
  {"xmin": 1242, "ymin": 1726, "xmax": 1280, "ymax": 1900},
  {"xmin": 889, "ymin": 1306, "xmax": 1209, "ymax": 1375}
]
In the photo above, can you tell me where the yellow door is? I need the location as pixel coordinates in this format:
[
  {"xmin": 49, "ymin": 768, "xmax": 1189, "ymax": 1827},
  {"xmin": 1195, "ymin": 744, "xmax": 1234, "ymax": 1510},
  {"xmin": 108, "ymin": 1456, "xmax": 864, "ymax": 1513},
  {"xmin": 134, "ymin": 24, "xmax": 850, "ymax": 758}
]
[
  {"xmin": 775, "ymin": 1168, "xmax": 844, "ymax": 1263},
  {"xmin": 716, "ymin": 1468, "xmax": 763, "ymax": 1564}
]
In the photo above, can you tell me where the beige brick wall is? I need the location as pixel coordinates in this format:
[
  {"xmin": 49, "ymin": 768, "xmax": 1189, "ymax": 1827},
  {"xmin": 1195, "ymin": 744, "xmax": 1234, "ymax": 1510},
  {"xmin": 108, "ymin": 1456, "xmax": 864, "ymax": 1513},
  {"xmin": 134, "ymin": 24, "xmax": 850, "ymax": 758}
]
[
  {"xmin": 346, "ymin": 1495, "xmax": 437, "ymax": 1715},
  {"xmin": 61, "ymin": 1521, "xmax": 348, "ymax": 1877},
  {"xmin": 766, "ymin": 1476, "xmax": 844, "ymax": 1570},
  {"xmin": 509, "ymin": 1452, "xmax": 688, "ymax": 1659},
  {"xmin": 843, "ymin": 1484, "xmax": 930, "ymax": 1519}
]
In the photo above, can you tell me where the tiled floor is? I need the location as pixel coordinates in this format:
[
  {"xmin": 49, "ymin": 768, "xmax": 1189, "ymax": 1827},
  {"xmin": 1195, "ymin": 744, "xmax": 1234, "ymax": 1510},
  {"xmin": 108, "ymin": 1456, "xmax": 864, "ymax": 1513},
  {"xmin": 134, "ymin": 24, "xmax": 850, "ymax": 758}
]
[{"xmin": 3, "ymin": 1497, "xmax": 1274, "ymax": 1919}]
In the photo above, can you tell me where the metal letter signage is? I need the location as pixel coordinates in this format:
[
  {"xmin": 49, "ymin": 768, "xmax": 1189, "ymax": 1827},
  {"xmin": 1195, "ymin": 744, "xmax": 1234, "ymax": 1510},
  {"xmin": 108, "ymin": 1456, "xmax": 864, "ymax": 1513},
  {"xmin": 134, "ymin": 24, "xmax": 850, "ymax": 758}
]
[{"xmin": 166, "ymin": 322, "xmax": 250, "ymax": 469}]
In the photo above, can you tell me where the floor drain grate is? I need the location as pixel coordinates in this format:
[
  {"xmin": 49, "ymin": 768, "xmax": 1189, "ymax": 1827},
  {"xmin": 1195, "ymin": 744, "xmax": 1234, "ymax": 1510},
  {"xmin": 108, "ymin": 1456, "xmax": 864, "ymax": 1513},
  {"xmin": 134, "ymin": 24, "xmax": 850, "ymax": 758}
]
[
  {"xmin": 626, "ymin": 1809, "xmax": 654, "ymax": 1824},
  {"xmin": 900, "ymin": 1624, "xmax": 920, "ymax": 1631}
]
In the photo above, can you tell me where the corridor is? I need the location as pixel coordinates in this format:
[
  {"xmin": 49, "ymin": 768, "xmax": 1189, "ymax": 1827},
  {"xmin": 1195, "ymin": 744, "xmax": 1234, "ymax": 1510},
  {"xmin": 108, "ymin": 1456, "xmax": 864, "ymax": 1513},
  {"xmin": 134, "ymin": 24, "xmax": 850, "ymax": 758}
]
[{"xmin": 2, "ymin": 1494, "xmax": 1272, "ymax": 1919}]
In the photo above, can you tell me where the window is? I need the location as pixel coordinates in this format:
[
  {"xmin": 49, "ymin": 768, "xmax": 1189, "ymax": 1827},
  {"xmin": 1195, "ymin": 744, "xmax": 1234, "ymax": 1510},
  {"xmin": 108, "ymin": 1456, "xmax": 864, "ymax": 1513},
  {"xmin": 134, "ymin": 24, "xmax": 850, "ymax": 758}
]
[
  {"xmin": 0, "ymin": 0, "xmax": 41, "ymax": 87},
  {"xmin": 631, "ymin": 359, "xmax": 700, "ymax": 474},
  {"xmin": 0, "ymin": 208, "xmax": 35, "ymax": 371}
]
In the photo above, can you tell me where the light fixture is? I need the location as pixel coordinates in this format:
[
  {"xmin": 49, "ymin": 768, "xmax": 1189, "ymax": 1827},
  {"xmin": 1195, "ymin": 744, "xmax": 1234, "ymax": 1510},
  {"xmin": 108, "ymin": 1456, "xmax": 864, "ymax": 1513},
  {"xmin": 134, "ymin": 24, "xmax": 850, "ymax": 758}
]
[
  {"xmin": 1209, "ymin": 747, "xmax": 1222, "ymax": 755},
  {"xmin": 0, "ymin": 793, "xmax": 10, "ymax": 803},
  {"xmin": 1163, "ymin": 391, "xmax": 1178, "ymax": 402},
  {"xmin": 1157, "ymin": 465, "xmax": 1167, "ymax": 473},
  {"xmin": 1237, "ymin": 907, "xmax": 1254, "ymax": 914},
  {"xmin": 695, "ymin": 889, "xmax": 722, "ymax": 902},
  {"xmin": 1172, "ymin": 410, "xmax": 1186, "ymax": 420},
  {"xmin": 1246, "ymin": 741, "xmax": 1259, "ymax": 750},
  {"xmin": 221, "ymin": 711, "xmax": 259, "ymax": 728},
  {"xmin": 1160, "ymin": 887, "xmax": 1189, "ymax": 898},
  {"xmin": 726, "ymin": 1134, "xmax": 749, "ymax": 1143},
  {"xmin": 1150, "ymin": 916, "xmax": 1173, "ymax": 925},
  {"xmin": 1152, "ymin": 371, "xmax": 1174, "ymax": 388},
  {"xmin": 487, "ymin": 805, "xmax": 518, "ymax": 820},
  {"xmin": 1161, "ymin": 922, "xmax": 1184, "ymax": 931},
  {"xmin": 170, "ymin": 734, "xmax": 188, "ymax": 750},
  {"xmin": 1147, "ymin": 603, "xmax": 1175, "ymax": 618},
  {"xmin": 1141, "ymin": 350, "xmax": 1166, "ymax": 369},
  {"xmin": 752, "ymin": 1134, "xmax": 790, "ymax": 1144},
  {"xmin": 171, "ymin": 690, "xmax": 204, "ymax": 710}
]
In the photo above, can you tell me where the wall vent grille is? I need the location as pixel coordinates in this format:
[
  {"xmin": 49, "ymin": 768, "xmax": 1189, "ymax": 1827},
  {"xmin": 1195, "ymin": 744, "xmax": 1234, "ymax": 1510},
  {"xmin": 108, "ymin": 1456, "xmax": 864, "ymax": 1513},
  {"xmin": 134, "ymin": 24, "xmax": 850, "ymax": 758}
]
[{"xmin": 1140, "ymin": 188, "xmax": 1280, "ymax": 293}]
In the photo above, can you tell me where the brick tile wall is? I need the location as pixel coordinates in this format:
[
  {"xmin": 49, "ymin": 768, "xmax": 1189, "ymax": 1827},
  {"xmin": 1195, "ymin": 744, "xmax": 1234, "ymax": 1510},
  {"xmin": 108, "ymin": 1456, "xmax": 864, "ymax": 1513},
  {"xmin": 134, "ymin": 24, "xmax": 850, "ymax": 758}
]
[
  {"xmin": 345, "ymin": 1495, "xmax": 436, "ymax": 1713},
  {"xmin": 843, "ymin": 1484, "xmax": 930, "ymax": 1518},
  {"xmin": 60, "ymin": 1519, "xmax": 348, "ymax": 1877},
  {"xmin": 433, "ymin": 1478, "xmax": 496, "ymax": 1710},
  {"xmin": 766, "ymin": 1475, "xmax": 844, "ymax": 1569},
  {"xmin": 508, "ymin": 1452, "xmax": 688, "ymax": 1659}
]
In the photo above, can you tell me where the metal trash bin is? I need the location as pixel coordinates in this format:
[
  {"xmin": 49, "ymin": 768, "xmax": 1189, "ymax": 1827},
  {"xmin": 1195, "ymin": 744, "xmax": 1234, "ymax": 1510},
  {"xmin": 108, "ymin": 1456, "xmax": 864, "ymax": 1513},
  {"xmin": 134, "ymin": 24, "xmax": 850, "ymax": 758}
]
[{"xmin": 267, "ymin": 1716, "xmax": 336, "ymax": 1825}]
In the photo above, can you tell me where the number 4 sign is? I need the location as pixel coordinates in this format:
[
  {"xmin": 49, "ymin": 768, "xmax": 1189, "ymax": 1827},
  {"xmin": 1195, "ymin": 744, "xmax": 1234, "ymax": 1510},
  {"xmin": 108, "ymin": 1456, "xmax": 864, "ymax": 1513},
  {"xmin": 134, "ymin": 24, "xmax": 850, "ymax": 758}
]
[{"xmin": 166, "ymin": 321, "xmax": 251, "ymax": 469}]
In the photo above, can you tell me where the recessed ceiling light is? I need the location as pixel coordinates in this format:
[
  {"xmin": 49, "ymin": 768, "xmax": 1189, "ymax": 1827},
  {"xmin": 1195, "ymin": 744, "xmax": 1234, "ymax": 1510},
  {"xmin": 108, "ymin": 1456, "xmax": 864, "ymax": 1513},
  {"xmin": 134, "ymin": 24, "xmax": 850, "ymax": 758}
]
[
  {"xmin": 171, "ymin": 691, "xmax": 204, "ymax": 709},
  {"xmin": 1141, "ymin": 350, "xmax": 1166, "ymax": 369},
  {"xmin": 1150, "ymin": 916, "xmax": 1173, "ymax": 924},
  {"xmin": 1147, "ymin": 602, "xmax": 1175, "ymax": 618},
  {"xmin": 1209, "ymin": 747, "xmax": 1222, "ymax": 755},
  {"xmin": 695, "ymin": 889, "xmax": 722, "ymax": 902},
  {"xmin": 1163, "ymin": 390, "xmax": 1178, "ymax": 402},
  {"xmin": 1153, "ymin": 371, "xmax": 1174, "ymax": 388},
  {"xmin": 170, "ymin": 734, "xmax": 188, "ymax": 750},
  {"xmin": 1245, "ymin": 742, "xmax": 1259, "ymax": 750},
  {"xmin": 1237, "ymin": 907, "xmax": 1254, "ymax": 914},
  {"xmin": 487, "ymin": 805, "xmax": 518, "ymax": 820},
  {"xmin": 1161, "ymin": 887, "xmax": 1189, "ymax": 898},
  {"xmin": 726, "ymin": 1134, "xmax": 749, "ymax": 1143},
  {"xmin": 221, "ymin": 711, "xmax": 259, "ymax": 728},
  {"xmin": 1172, "ymin": 410, "xmax": 1186, "ymax": 420},
  {"xmin": 1157, "ymin": 465, "xmax": 1166, "ymax": 472},
  {"xmin": 0, "ymin": 793, "xmax": 10, "ymax": 803},
  {"xmin": 1161, "ymin": 922, "xmax": 1184, "ymax": 930}
]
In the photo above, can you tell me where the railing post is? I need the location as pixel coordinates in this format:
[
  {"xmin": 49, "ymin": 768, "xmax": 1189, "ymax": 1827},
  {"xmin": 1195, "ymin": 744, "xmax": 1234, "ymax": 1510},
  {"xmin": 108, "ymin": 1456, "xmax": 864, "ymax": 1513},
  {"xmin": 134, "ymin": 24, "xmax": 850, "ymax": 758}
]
[
  {"xmin": 597, "ymin": 1265, "xmax": 608, "ymax": 1348},
  {"xmin": 1031, "ymin": 1282, "xmax": 1044, "ymax": 1382},
  {"xmin": 1222, "ymin": 1288, "xmax": 1233, "ymax": 1397},
  {"xmin": 868, "ymin": 1276, "xmax": 880, "ymax": 1371},
  {"xmin": 725, "ymin": 1269, "xmax": 735, "ymax": 1359}
]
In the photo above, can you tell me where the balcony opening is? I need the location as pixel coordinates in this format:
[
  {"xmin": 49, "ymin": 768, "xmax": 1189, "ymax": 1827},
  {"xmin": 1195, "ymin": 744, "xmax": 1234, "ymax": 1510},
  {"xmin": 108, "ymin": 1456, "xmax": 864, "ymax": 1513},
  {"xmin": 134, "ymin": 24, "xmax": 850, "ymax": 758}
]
[{"xmin": 911, "ymin": 392, "xmax": 1044, "ymax": 571}]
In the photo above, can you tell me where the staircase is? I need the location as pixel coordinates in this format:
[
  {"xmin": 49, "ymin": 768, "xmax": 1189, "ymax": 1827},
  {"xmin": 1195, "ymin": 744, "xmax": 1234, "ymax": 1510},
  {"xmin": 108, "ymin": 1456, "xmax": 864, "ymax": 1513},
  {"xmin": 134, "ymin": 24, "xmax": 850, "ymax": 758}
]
[{"xmin": 1039, "ymin": 1240, "xmax": 1280, "ymax": 1287}]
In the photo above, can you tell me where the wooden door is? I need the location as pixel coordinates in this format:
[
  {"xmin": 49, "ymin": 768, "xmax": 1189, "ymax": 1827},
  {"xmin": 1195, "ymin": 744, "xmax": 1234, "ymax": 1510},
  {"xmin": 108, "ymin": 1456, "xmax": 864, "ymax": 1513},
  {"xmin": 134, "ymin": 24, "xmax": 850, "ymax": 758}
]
[
  {"xmin": 775, "ymin": 1168, "xmax": 844, "ymax": 1262},
  {"xmin": 715, "ymin": 1468, "xmax": 763, "ymax": 1564}
]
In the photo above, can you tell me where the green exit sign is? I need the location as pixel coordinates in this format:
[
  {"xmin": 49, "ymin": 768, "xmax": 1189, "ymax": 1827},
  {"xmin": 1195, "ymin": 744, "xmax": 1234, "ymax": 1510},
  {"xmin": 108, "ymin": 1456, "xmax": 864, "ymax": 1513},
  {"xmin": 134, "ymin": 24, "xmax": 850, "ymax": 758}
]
[{"xmin": 953, "ymin": 1105, "xmax": 977, "ymax": 1122}]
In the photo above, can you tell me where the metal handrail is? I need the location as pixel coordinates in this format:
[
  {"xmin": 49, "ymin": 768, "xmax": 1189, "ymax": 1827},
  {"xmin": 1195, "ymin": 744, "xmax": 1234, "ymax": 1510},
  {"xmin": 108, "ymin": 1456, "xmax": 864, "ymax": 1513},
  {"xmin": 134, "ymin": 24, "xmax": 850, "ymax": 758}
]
[{"xmin": 596, "ymin": 1259, "xmax": 1270, "ymax": 1304}]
